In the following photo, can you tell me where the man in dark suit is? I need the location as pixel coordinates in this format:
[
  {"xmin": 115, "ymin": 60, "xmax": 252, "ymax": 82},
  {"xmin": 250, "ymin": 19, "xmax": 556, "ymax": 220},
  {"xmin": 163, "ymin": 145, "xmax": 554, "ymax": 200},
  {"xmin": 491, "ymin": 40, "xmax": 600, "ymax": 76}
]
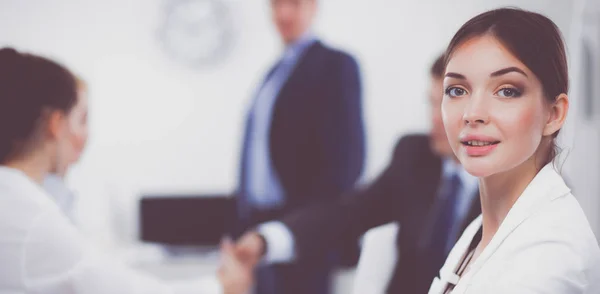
[
  {"xmin": 234, "ymin": 0, "xmax": 365, "ymax": 293},
  {"xmin": 233, "ymin": 54, "xmax": 481, "ymax": 293}
]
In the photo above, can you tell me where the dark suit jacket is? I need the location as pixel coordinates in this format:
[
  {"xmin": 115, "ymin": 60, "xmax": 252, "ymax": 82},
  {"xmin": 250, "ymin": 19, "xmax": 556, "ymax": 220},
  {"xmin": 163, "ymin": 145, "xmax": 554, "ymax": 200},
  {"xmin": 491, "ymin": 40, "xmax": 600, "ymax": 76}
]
[
  {"xmin": 237, "ymin": 40, "xmax": 366, "ymax": 232},
  {"xmin": 280, "ymin": 134, "xmax": 481, "ymax": 293}
]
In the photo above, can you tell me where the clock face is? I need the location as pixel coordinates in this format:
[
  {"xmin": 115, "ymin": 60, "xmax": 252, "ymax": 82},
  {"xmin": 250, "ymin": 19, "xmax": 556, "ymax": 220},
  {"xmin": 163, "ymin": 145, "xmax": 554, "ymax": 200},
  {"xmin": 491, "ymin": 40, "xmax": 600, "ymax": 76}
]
[{"xmin": 158, "ymin": 0, "xmax": 234, "ymax": 68}]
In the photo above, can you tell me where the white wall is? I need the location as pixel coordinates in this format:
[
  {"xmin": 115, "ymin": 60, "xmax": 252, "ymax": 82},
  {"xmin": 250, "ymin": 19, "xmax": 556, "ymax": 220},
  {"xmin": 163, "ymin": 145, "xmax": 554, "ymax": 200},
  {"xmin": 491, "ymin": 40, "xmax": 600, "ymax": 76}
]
[
  {"xmin": 0, "ymin": 0, "xmax": 578, "ymax": 240},
  {"xmin": 563, "ymin": 0, "xmax": 600, "ymax": 238}
]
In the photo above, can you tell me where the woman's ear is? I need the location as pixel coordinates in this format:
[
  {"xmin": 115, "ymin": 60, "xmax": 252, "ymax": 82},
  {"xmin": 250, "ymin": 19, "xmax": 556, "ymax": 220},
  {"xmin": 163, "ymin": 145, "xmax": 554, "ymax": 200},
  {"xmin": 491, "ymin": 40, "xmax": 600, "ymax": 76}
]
[
  {"xmin": 543, "ymin": 93, "xmax": 569, "ymax": 137},
  {"xmin": 46, "ymin": 110, "xmax": 66, "ymax": 140}
]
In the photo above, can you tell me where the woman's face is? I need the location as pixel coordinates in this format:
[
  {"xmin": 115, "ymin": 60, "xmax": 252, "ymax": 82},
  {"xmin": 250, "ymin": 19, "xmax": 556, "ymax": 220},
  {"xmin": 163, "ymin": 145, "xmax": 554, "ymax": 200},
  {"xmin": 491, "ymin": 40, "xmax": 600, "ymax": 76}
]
[
  {"xmin": 442, "ymin": 35, "xmax": 551, "ymax": 178},
  {"xmin": 53, "ymin": 87, "xmax": 89, "ymax": 175}
]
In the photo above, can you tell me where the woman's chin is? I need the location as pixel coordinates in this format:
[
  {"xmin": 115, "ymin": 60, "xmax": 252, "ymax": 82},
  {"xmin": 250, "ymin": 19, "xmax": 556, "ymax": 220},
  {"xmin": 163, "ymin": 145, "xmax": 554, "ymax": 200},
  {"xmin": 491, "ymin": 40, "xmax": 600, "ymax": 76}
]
[{"xmin": 460, "ymin": 158, "xmax": 497, "ymax": 178}]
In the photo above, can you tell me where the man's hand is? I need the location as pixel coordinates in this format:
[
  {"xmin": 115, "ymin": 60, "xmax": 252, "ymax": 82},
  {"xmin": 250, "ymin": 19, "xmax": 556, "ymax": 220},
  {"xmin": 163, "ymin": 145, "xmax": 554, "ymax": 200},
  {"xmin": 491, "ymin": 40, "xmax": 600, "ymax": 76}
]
[
  {"xmin": 217, "ymin": 232, "xmax": 266, "ymax": 294},
  {"xmin": 218, "ymin": 238, "xmax": 254, "ymax": 294},
  {"xmin": 234, "ymin": 231, "xmax": 266, "ymax": 267}
]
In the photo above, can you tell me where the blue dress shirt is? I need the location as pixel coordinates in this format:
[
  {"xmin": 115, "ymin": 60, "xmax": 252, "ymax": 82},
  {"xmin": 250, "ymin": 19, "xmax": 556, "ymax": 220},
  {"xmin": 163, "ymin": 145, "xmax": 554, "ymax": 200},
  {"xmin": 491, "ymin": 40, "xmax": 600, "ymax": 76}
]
[
  {"xmin": 244, "ymin": 33, "xmax": 317, "ymax": 209},
  {"xmin": 440, "ymin": 159, "xmax": 479, "ymax": 252}
]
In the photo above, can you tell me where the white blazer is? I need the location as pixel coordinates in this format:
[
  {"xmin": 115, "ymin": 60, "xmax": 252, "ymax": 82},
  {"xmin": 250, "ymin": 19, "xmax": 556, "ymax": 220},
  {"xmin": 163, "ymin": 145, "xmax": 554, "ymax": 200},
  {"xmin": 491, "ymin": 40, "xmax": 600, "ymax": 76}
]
[
  {"xmin": 429, "ymin": 163, "xmax": 600, "ymax": 294},
  {"xmin": 0, "ymin": 166, "xmax": 222, "ymax": 294}
]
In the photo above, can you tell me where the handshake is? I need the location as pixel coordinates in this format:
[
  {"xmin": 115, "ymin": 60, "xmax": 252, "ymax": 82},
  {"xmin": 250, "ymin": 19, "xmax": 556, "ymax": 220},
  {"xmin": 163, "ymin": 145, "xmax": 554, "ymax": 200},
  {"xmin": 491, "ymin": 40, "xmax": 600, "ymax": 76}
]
[{"xmin": 217, "ymin": 232, "xmax": 266, "ymax": 294}]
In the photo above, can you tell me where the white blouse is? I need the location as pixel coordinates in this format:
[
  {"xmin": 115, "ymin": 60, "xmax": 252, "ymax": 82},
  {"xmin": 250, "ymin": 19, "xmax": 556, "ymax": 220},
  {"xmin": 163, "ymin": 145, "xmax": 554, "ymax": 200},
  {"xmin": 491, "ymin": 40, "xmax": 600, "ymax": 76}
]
[
  {"xmin": 0, "ymin": 166, "xmax": 222, "ymax": 294},
  {"xmin": 429, "ymin": 163, "xmax": 600, "ymax": 294}
]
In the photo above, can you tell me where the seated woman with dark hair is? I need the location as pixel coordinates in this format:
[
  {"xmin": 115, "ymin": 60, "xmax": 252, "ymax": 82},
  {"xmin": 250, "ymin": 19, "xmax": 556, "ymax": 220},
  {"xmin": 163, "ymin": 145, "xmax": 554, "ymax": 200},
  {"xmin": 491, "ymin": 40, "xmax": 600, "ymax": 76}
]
[{"xmin": 0, "ymin": 47, "xmax": 252, "ymax": 294}]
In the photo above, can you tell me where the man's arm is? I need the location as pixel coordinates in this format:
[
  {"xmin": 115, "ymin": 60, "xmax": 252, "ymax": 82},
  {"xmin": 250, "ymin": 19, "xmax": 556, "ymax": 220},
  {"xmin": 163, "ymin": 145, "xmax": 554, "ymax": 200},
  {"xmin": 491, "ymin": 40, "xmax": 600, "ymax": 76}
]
[{"xmin": 235, "ymin": 135, "xmax": 425, "ymax": 263}]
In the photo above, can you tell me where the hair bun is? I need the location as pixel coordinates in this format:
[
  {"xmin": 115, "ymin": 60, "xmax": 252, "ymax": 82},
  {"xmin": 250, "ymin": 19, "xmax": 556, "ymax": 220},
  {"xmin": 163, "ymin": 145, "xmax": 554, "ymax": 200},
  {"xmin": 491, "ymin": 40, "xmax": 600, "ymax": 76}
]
[
  {"xmin": 0, "ymin": 47, "xmax": 21, "ymax": 62},
  {"xmin": 0, "ymin": 47, "xmax": 25, "ymax": 81}
]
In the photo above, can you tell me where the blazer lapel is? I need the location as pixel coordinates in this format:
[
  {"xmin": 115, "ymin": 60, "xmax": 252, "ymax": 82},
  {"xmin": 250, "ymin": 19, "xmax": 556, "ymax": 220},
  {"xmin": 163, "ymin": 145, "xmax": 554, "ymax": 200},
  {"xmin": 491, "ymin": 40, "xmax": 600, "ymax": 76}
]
[
  {"xmin": 272, "ymin": 41, "xmax": 320, "ymax": 110},
  {"xmin": 432, "ymin": 215, "xmax": 483, "ymax": 294},
  {"xmin": 460, "ymin": 163, "xmax": 571, "ymax": 284}
]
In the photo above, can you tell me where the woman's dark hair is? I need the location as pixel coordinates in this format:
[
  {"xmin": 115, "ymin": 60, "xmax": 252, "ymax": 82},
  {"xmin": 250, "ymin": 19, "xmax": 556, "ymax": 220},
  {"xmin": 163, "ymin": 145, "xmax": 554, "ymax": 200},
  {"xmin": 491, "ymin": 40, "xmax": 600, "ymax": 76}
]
[
  {"xmin": 444, "ymin": 7, "xmax": 568, "ymax": 163},
  {"xmin": 0, "ymin": 47, "xmax": 78, "ymax": 164}
]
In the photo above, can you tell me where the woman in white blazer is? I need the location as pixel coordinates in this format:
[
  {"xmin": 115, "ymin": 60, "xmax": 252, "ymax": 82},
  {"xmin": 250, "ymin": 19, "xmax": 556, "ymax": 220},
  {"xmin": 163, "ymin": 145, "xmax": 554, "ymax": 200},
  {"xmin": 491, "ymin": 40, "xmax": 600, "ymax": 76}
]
[
  {"xmin": 0, "ymin": 48, "xmax": 252, "ymax": 294},
  {"xmin": 429, "ymin": 8, "xmax": 600, "ymax": 294}
]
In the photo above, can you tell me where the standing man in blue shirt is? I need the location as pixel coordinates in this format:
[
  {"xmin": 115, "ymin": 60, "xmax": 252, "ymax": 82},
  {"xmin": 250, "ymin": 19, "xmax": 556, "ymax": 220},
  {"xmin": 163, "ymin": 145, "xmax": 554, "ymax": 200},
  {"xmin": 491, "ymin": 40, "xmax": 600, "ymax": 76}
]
[{"xmin": 235, "ymin": 0, "xmax": 365, "ymax": 293}]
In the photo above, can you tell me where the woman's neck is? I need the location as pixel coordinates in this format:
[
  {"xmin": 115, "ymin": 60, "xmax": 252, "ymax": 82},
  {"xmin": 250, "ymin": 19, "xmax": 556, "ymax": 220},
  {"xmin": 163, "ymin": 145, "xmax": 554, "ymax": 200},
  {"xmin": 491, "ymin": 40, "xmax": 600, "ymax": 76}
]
[
  {"xmin": 477, "ymin": 157, "xmax": 541, "ymax": 248},
  {"xmin": 4, "ymin": 153, "xmax": 50, "ymax": 185}
]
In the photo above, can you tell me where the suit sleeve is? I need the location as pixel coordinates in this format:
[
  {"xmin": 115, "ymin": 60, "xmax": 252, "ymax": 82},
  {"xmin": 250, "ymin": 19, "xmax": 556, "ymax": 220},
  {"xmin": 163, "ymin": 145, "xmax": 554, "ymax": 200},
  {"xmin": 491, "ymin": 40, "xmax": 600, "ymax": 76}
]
[{"xmin": 280, "ymin": 136, "xmax": 420, "ymax": 260}]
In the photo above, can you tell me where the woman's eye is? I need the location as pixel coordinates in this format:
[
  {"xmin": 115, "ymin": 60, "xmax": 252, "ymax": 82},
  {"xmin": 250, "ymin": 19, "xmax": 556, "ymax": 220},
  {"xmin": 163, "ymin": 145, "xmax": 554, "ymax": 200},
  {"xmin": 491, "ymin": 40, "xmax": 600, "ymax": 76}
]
[
  {"xmin": 445, "ymin": 87, "xmax": 467, "ymax": 97},
  {"xmin": 497, "ymin": 87, "xmax": 522, "ymax": 98}
]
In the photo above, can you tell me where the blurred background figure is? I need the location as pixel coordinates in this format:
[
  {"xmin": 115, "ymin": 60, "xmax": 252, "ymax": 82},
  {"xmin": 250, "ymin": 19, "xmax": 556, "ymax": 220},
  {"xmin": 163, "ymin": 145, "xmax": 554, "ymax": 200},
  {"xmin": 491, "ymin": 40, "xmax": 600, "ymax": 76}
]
[
  {"xmin": 0, "ymin": 47, "xmax": 251, "ymax": 294},
  {"xmin": 234, "ymin": 0, "xmax": 365, "ymax": 293}
]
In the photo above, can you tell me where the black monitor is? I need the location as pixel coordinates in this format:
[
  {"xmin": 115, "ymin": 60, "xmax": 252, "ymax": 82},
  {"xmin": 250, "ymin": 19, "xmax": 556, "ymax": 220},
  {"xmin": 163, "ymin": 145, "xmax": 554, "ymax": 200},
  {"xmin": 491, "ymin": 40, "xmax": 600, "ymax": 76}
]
[{"xmin": 139, "ymin": 194, "xmax": 235, "ymax": 247}]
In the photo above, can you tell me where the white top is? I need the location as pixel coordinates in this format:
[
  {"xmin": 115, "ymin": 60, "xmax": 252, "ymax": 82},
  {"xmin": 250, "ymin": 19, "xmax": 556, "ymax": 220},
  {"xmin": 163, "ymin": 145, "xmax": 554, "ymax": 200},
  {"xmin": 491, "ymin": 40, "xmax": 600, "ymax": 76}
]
[
  {"xmin": 0, "ymin": 166, "xmax": 222, "ymax": 294},
  {"xmin": 429, "ymin": 163, "xmax": 600, "ymax": 294}
]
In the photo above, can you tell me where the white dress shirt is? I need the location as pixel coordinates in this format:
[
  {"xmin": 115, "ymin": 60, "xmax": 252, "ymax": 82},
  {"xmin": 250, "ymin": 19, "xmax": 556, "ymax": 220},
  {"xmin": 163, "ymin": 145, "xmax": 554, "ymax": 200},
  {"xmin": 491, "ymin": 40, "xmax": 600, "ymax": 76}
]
[
  {"xmin": 257, "ymin": 158, "xmax": 478, "ymax": 264},
  {"xmin": 429, "ymin": 163, "xmax": 600, "ymax": 294},
  {"xmin": 352, "ymin": 223, "xmax": 400, "ymax": 294},
  {"xmin": 0, "ymin": 166, "xmax": 222, "ymax": 294}
]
